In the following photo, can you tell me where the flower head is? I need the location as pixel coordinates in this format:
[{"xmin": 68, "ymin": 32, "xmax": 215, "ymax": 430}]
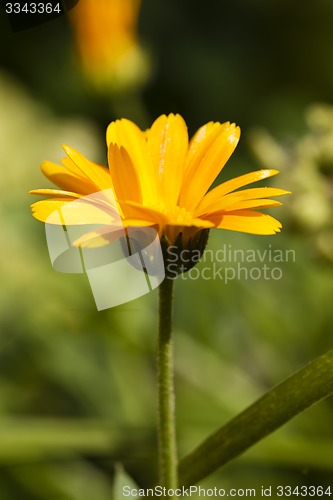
[
  {"xmin": 30, "ymin": 114, "xmax": 289, "ymax": 272},
  {"xmin": 68, "ymin": 0, "xmax": 148, "ymax": 90}
]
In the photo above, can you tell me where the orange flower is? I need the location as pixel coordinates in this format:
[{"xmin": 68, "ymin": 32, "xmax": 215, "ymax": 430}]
[{"xmin": 69, "ymin": 0, "xmax": 148, "ymax": 89}]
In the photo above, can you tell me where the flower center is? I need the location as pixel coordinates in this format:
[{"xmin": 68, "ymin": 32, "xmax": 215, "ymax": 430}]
[{"xmin": 165, "ymin": 205, "xmax": 193, "ymax": 224}]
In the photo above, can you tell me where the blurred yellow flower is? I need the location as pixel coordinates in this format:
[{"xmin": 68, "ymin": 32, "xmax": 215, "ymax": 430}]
[
  {"xmin": 69, "ymin": 0, "xmax": 149, "ymax": 90},
  {"xmin": 30, "ymin": 114, "xmax": 289, "ymax": 249}
]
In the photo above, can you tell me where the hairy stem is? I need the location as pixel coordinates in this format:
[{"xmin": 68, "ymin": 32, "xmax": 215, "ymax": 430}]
[{"xmin": 157, "ymin": 277, "xmax": 177, "ymax": 489}]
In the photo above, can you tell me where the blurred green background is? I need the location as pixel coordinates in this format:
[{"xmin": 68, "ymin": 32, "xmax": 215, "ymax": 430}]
[{"xmin": 0, "ymin": 0, "xmax": 333, "ymax": 498}]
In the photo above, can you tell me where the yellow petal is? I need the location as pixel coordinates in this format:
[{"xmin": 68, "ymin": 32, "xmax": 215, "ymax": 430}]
[
  {"xmin": 108, "ymin": 144, "xmax": 142, "ymax": 203},
  {"xmin": 106, "ymin": 118, "xmax": 157, "ymax": 204},
  {"xmin": 179, "ymin": 122, "xmax": 240, "ymax": 210},
  {"xmin": 73, "ymin": 225, "xmax": 128, "ymax": 248},
  {"xmin": 31, "ymin": 198, "xmax": 115, "ymax": 225},
  {"xmin": 224, "ymin": 199, "xmax": 282, "ymax": 211},
  {"xmin": 31, "ymin": 188, "xmax": 121, "ymax": 215},
  {"xmin": 206, "ymin": 210, "xmax": 282, "ymax": 235},
  {"xmin": 31, "ymin": 198, "xmax": 74, "ymax": 223},
  {"xmin": 62, "ymin": 145, "xmax": 113, "ymax": 192},
  {"xmin": 121, "ymin": 200, "xmax": 168, "ymax": 227},
  {"xmin": 41, "ymin": 160, "xmax": 96, "ymax": 195},
  {"xmin": 29, "ymin": 189, "xmax": 82, "ymax": 199},
  {"xmin": 146, "ymin": 114, "xmax": 189, "ymax": 206},
  {"xmin": 195, "ymin": 169, "xmax": 281, "ymax": 215},
  {"xmin": 184, "ymin": 121, "xmax": 221, "ymax": 172},
  {"xmin": 73, "ymin": 221, "xmax": 157, "ymax": 248},
  {"xmin": 197, "ymin": 187, "xmax": 290, "ymax": 216},
  {"xmin": 225, "ymin": 187, "xmax": 290, "ymax": 200},
  {"xmin": 165, "ymin": 218, "xmax": 214, "ymax": 228}
]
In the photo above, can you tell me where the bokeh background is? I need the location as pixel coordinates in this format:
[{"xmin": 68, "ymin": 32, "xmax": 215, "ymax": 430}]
[{"xmin": 0, "ymin": 0, "xmax": 333, "ymax": 498}]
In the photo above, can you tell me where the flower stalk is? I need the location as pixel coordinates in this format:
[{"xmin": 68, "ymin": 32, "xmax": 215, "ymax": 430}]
[{"xmin": 157, "ymin": 277, "xmax": 178, "ymax": 489}]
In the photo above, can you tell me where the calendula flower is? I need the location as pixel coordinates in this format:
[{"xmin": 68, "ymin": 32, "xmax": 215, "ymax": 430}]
[
  {"xmin": 69, "ymin": 0, "xmax": 149, "ymax": 90},
  {"xmin": 30, "ymin": 114, "xmax": 289, "ymax": 273}
]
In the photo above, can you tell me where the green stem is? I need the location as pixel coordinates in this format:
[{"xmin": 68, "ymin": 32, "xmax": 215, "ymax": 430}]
[
  {"xmin": 157, "ymin": 277, "xmax": 178, "ymax": 489},
  {"xmin": 178, "ymin": 348, "xmax": 333, "ymax": 487}
]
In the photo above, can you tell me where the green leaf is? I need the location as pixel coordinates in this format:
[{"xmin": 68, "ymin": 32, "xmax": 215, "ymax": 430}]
[
  {"xmin": 0, "ymin": 419, "xmax": 145, "ymax": 464},
  {"xmin": 113, "ymin": 464, "xmax": 138, "ymax": 500},
  {"xmin": 178, "ymin": 348, "xmax": 333, "ymax": 486}
]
